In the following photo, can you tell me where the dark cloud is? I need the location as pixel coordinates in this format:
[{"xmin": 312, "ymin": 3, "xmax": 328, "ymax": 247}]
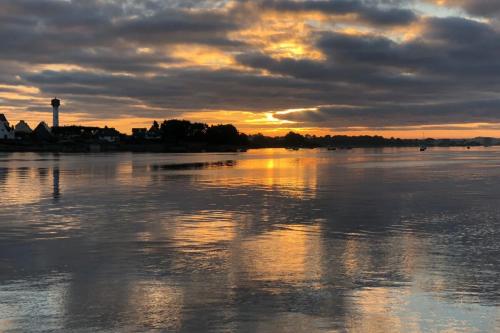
[
  {"xmin": 253, "ymin": 0, "xmax": 417, "ymax": 26},
  {"xmin": 0, "ymin": 0, "xmax": 241, "ymax": 65},
  {"xmin": 445, "ymin": 0, "xmax": 500, "ymax": 18},
  {"xmin": 1, "ymin": 0, "xmax": 500, "ymax": 132},
  {"xmin": 22, "ymin": 68, "xmax": 334, "ymax": 113},
  {"xmin": 275, "ymin": 99, "xmax": 500, "ymax": 127},
  {"xmin": 235, "ymin": 16, "xmax": 500, "ymax": 129}
]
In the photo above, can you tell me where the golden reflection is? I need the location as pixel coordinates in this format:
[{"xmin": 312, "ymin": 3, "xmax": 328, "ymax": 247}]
[
  {"xmin": 170, "ymin": 216, "xmax": 236, "ymax": 249},
  {"xmin": 240, "ymin": 155, "xmax": 318, "ymax": 199},
  {"xmin": 347, "ymin": 287, "xmax": 413, "ymax": 333},
  {"xmin": 129, "ymin": 280, "xmax": 183, "ymax": 330},
  {"xmin": 140, "ymin": 211, "xmax": 238, "ymax": 252},
  {"xmin": 1, "ymin": 165, "xmax": 45, "ymax": 206},
  {"xmin": 238, "ymin": 224, "xmax": 323, "ymax": 285}
]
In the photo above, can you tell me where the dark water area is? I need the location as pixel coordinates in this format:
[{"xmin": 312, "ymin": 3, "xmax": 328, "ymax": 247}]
[{"xmin": 1, "ymin": 148, "xmax": 500, "ymax": 332}]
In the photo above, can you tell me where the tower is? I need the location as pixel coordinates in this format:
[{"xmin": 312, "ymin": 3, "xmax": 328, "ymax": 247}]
[{"xmin": 51, "ymin": 97, "xmax": 60, "ymax": 128}]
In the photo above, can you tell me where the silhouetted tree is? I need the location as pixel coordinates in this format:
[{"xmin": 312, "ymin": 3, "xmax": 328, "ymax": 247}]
[
  {"xmin": 206, "ymin": 124, "xmax": 240, "ymax": 145},
  {"xmin": 188, "ymin": 122, "xmax": 208, "ymax": 141},
  {"xmin": 150, "ymin": 120, "xmax": 160, "ymax": 132},
  {"xmin": 160, "ymin": 120, "xmax": 192, "ymax": 142},
  {"xmin": 283, "ymin": 131, "xmax": 306, "ymax": 147}
]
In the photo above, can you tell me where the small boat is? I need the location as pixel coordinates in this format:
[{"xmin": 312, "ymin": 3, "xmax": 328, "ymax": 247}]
[
  {"xmin": 420, "ymin": 132, "xmax": 427, "ymax": 151},
  {"xmin": 327, "ymin": 147, "xmax": 337, "ymax": 151},
  {"xmin": 467, "ymin": 146, "xmax": 471, "ymax": 150}
]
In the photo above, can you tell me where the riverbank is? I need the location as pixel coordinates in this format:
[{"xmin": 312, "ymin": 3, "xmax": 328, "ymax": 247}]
[{"xmin": 0, "ymin": 141, "xmax": 248, "ymax": 153}]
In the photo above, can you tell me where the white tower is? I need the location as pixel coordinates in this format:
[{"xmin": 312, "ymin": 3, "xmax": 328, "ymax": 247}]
[{"xmin": 51, "ymin": 97, "xmax": 60, "ymax": 128}]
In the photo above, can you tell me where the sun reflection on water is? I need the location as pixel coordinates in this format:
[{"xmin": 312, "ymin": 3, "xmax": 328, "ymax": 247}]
[{"xmin": 1, "ymin": 149, "xmax": 500, "ymax": 331}]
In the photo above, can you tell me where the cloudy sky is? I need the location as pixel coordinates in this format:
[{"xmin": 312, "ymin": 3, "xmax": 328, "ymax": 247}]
[{"xmin": 2, "ymin": 0, "xmax": 500, "ymax": 137}]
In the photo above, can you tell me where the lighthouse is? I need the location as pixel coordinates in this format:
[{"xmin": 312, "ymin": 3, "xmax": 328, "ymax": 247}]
[{"xmin": 51, "ymin": 97, "xmax": 60, "ymax": 128}]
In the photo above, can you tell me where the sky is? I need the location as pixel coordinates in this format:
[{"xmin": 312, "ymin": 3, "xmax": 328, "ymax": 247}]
[{"xmin": 2, "ymin": 0, "xmax": 500, "ymax": 138}]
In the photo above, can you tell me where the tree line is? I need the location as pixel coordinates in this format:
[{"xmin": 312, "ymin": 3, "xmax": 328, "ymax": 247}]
[{"xmin": 141, "ymin": 119, "xmax": 439, "ymax": 148}]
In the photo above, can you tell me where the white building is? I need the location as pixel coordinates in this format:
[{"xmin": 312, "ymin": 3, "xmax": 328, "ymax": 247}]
[
  {"xmin": 0, "ymin": 114, "xmax": 15, "ymax": 140},
  {"xmin": 51, "ymin": 98, "xmax": 60, "ymax": 128}
]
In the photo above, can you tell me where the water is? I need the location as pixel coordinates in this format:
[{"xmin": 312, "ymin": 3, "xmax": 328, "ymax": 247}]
[{"xmin": 1, "ymin": 148, "xmax": 500, "ymax": 332}]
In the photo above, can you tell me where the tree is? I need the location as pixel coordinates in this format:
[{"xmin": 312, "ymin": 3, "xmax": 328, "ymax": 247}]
[
  {"xmin": 206, "ymin": 124, "xmax": 240, "ymax": 145},
  {"xmin": 160, "ymin": 119, "xmax": 191, "ymax": 142},
  {"xmin": 150, "ymin": 120, "xmax": 160, "ymax": 132},
  {"xmin": 283, "ymin": 131, "xmax": 306, "ymax": 147}
]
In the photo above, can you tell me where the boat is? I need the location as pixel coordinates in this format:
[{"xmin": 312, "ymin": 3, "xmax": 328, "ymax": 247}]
[
  {"xmin": 420, "ymin": 132, "xmax": 427, "ymax": 151},
  {"xmin": 327, "ymin": 147, "xmax": 337, "ymax": 151}
]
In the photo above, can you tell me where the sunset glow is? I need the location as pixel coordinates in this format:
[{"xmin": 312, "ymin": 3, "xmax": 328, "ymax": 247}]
[{"xmin": 1, "ymin": 0, "xmax": 500, "ymax": 138}]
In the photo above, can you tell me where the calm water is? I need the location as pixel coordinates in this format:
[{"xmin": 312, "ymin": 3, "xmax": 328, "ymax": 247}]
[{"xmin": 1, "ymin": 148, "xmax": 500, "ymax": 332}]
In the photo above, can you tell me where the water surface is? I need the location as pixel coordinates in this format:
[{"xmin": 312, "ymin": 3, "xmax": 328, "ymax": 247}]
[{"xmin": 1, "ymin": 148, "xmax": 500, "ymax": 332}]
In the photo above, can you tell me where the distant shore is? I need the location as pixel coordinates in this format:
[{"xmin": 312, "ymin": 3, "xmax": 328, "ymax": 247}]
[
  {"xmin": 1, "ymin": 117, "xmax": 497, "ymax": 153},
  {"xmin": 0, "ymin": 141, "xmax": 250, "ymax": 153},
  {"xmin": 0, "ymin": 140, "xmax": 492, "ymax": 154}
]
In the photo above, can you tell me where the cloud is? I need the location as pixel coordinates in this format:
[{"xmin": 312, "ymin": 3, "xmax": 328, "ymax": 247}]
[
  {"xmin": 1, "ymin": 0, "xmax": 500, "ymax": 134},
  {"xmin": 252, "ymin": 0, "xmax": 418, "ymax": 26},
  {"xmin": 433, "ymin": 0, "xmax": 500, "ymax": 18},
  {"xmin": 274, "ymin": 100, "xmax": 500, "ymax": 128}
]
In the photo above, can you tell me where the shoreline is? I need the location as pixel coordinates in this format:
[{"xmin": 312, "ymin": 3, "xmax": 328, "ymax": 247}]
[{"xmin": 0, "ymin": 141, "xmax": 492, "ymax": 153}]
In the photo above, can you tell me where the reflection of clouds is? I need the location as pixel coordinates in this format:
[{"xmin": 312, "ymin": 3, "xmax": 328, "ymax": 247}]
[
  {"xmin": 137, "ymin": 210, "xmax": 238, "ymax": 249},
  {"xmin": 171, "ymin": 215, "xmax": 236, "ymax": 250},
  {"xmin": 0, "ymin": 274, "xmax": 69, "ymax": 332},
  {"xmin": 2, "ymin": 150, "xmax": 500, "ymax": 331},
  {"xmin": 129, "ymin": 280, "xmax": 184, "ymax": 331},
  {"xmin": 347, "ymin": 287, "xmax": 413, "ymax": 333},
  {"xmin": 250, "ymin": 312, "xmax": 333, "ymax": 333},
  {"xmin": 203, "ymin": 155, "xmax": 319, "ymax": 199},
  {"xmin": 346, "ymin": 287, "xmax": 500, "ymax": 333},
  {"xmin": 237, "ymin": 224, "xmax": 322, "ymax": 286},
  {"xmin": 0, "ymin": 153, "xmax": 62, "ymax": 206}
]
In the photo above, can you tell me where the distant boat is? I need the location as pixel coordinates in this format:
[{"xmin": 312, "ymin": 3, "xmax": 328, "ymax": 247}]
[
  {"xmin": 467, "ymin": 146, "xmax": 471, "ymax": 150},
  {"xmin": 420, "ymin": 132, "xmax": 427, "ymax": 151},
  {"xmin": 327, "ymin": 147, "xmax": 336, "ymax": 151}
]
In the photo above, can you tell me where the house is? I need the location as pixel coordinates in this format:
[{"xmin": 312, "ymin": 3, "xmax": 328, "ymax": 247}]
[
  {"xmin": 146, "ymin": 122, "xmax": 162, "ymax": 140},
  {"xmin": 132, "ymin": 128, "xmax": 147, "ymax": 139},
  {"xmin": 32, "ymin": 122, "xmax": 53, "ymax": 142},
  {"xmin": 0, "ymin": 114, "xmax": 15, "ymax": 140},
  {"xmin": 14, "ymin": 120, "xmax": 32, "ymax": 138},
  {"xmin": 96, "ymin": 127, "xmax": 120, "ymax": 143},
  {"xmin": 52, "ymin": 126, "xmax": 99, "ymax": 141}
]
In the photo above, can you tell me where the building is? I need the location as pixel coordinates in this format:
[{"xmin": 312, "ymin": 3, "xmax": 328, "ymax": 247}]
[
  {"xmin": 146, "ymin": 121, "xmax": 161, "ymax": 140},
  {"xmin": 132, "ymin": 128, "xmax": 147, "ymax": 139},
  {"xmin": 96, "ymin": 127, "xmax": 120, "ymax": 143},
  {"xmin": 0, "ymin": 114, "xmax": 15, "ymax": 140},
  {"xmin": 32, "ymin": 121, "xmax": 53, "ymax": 142},
  {"xmin": 14, "ymin": 120, "xmax": 32, "ymax": 138},
  {"xmin": 51, "ymin": 98, "xmax": 60, "ymax": 128}
]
